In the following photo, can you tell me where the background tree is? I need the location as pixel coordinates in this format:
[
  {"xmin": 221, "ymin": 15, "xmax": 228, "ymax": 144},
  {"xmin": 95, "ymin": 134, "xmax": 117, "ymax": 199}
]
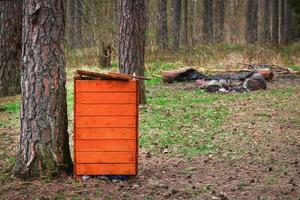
[
  {"xmin": 246, "ymin": 0, "xmax": 258, "ymax": 43},
  {"xmin": 13, "ymin": 0, "xmax": 73, "ymax": 178},
  {"xmin": 202, "ymin": 0, "xmax": 214, "ymax": 43},
  {"xmin": 271, "ymin": 0, "xmax": 279, "ymax": 44},
  {"xmin": 214, "ymin": 0, "xmax": 225, "ymax": 43},
  {"xmin": 118, "ymin": 0, "xmax": 146, "ymax": 104},
  {"xmin": 262, "ymin": 0, "xmax": 271, "ymax": 43},
  {"xmin": 0, "ymin": 0, "xmax": 22, "ymax": 97},
  {"xmin": 283, "ymin": 0, "xmax": 292, "ymax": 44},
  {"xmin": 156, "ymin": 0, "xmax": 168, "ymax": 49},
  {"xmin": 182, "ymin": 0, "xmax": 188, "ymax": 46},
  {"xmin": 172, "ymin": 0, "xmax": 181, "ymax": 51}
]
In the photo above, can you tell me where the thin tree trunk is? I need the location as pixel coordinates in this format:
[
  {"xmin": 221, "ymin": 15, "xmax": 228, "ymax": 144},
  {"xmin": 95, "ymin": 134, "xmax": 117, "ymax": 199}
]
[
  {"xmin": 157, "ymin": 0, "xmax": 168, "ymax": 49},
  {"xmin": 68, "ymin": 0, "xmax": 76, "ymax": 48},
  {"xmin": 172, "ymin": 0, "xmax": 181, "ymax": 51},
  {"xmin": 271, "ymin": 0, "xmax": 279, "ymax": 44},
  {"xmin": 0, "ymin": 0, "xmax": 22, "ymax": 97},
  {"xmin": 283, "ymin": 0, "xmax": 292, "ymax": 44},
  {"xmin": 215, "ymin": 0, "xmax": 225, "ymax": 43},
  {"xmin": 13, "ymin": 0, "xmax": 73, "ymax": 179},
  {"xmin": 246, "ymin": 0, "xmax": 258, "ymax": 43},
  {"xmin": 280, "ymin": 0, "xmax": 285, "ymax": 43},
  {"xmin": 189, "ymin": 0, "xmax": 196, "ymax": 46},
  {"xmin": 202, "ymin": 0, "xmax": 214, "ymax": 43},
  {"xmin": 182, "ymin": 0, "xmax": 188, "ymax": 46},
  {"xmin": 75, "ymin": 0, "xmax": 83, "ymax": 48},
  {"xmin": 118, "ymin": 0, "xmax": 146, "ymax": 104},
  {"xmin": 262, "ymin": 0, "xmax": 271, "ymax": 43}
]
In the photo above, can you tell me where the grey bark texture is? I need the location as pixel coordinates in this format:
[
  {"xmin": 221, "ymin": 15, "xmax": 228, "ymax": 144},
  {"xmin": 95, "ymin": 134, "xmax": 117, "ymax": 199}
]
[
  {"xmin": 271, "ymin": 0, "xmax": 279, "ymax": 44},
  {"xmin": 246, "ymin": 0, "xmax": 258, "ymax": 43},
  {"xmin": 0, "ymin": 0, "xmax": 22, "ymax": 97},
  {"xmin": 118, "ymin": 0, "xmax": 146, "ymax": 104},
  {"xmin": 215, "ymin": 0, "xmax": 225, "ymax": 43},
  {"xmin": 172, "ymin": 0, "xmax": 181, "ymax": 51},
  {"xmin": 157, "ymin": 0, "xmax": 168, "ymax": 49},
  {"xmin": 203, "ymin": 0, "xmax": 214, "ymax": 43},
  {"xmin": 13, "ymin": 0, "xmax": 73, "ymax": 179},
  {"xmin": 262, "ymin": 0, "xmax": 271, "ymax": 43}
]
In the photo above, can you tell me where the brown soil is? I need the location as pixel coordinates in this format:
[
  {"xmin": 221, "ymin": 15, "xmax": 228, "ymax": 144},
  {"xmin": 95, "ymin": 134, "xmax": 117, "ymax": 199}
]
[{"xmin": 0, "ymin": 75, "xmax": 299, "ymax": 200}]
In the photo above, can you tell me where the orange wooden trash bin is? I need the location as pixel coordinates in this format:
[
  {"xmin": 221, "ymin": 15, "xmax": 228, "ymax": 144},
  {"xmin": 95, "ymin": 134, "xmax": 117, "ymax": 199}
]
[{"xmin": 73, "ymin": 73, "xmax": 139, "ymax": 176}]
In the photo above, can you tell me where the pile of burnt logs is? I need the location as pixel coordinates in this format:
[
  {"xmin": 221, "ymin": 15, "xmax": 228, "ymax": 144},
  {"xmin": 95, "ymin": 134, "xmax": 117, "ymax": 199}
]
[{"xmin": 162, "ymin": 67, "xmax": 274, "ymax": 92}]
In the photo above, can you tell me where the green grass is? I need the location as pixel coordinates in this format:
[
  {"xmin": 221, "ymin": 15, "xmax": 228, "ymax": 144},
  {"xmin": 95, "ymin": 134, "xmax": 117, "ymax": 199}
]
[{"xmin": 0, "ymin": 101, "xmax": 20, "ymax": 113}]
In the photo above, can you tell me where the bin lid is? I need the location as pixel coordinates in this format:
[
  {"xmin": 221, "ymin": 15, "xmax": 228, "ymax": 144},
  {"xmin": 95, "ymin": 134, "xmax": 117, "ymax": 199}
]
[{"xmin": 75, "ymin": 70, "xmax": 150, "ymax": 81}]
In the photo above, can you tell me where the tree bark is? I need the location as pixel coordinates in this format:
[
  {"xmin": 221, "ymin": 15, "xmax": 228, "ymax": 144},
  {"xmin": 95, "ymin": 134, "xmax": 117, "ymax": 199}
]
[
  {"xmin": 202, "ymin": 0, "xmax": 214, "ymax": 43},
  {"xmin": 75, "ymin": 0, "xmax": 83, "ymax": 48},
  {"xmin": 118, "ymin": 0, "xmax": 146, "ymax": 104},
  {"xmin": 0, "ymin": 1, "xmax": 22, "ymax": 97},
  {"xmin": 280, "ymin": 0, "xmax": 285, "ymax": 43},
  {"xmin": 182, "ymin": 0, "xmax": 188, "ymax": 46},
  {"xmin": 282, "ymin": 0, "xmax": 292, "ymax": 44},
  {"xmin": 172, "ymin": 0, "xmax": 181, "ymax": 51},
  {"xmin": 13, "ymin": 0, "xmax": 73, "ymax": 179},
  {"xmin": 246, "ymin": 0, "xmax": 258, "ymax": 43},
  {"xmin": 156, "ymin": 0, "xmax": 168, "ymax": 49},
  {"xmin": 215, "ymin": 0, "xmax": 225, "ymax": 43},
  {"xmin": 271, "ymin": 0, "xmax": 279, "ymax": 44},
  {"xmin": 262, "ymin": 0, "xmax": 271, "ymax": 43}
]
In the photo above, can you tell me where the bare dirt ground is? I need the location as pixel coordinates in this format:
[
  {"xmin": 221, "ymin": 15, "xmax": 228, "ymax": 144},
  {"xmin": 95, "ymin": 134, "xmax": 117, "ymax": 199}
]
[{"xmin": 0, "ymin": 75, "xmax": 300, "ymax": 200}]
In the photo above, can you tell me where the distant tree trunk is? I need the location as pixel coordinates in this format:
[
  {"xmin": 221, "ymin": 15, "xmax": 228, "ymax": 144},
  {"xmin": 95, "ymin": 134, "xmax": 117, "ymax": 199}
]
[
  {"xmin": 202, "ymin": 0, "xmax": 214, "ymax": 43},
  {"xmin": 283, "ymin": 0, "xmax": 292, "ymax": 44},
  {"xmin": 68, "ymin": 0, "xmax": 76, "ymax": 48},
  {"xmin": 189, "ymin": 0, "xmax": 196, "ymax": 46},
  {"xmin": 280, "ymin": 0, "xmax": 285, "ymax": 43},
  {"xmin": 271, "ymin": 0, "xmax": 279, "ymax": 44},
  {"xmin": 156, "ymin": 0, "xmax": 168, "ymax": 49},
  {"xmin": 13, "ymin": 0, "xmax": 73, "ymax": 179},
  {"xmin": 246, "ymin": 0, "xmax": 258, "ymax": 43},
  {"xmin": 0, "ymin": 1, "xmax": 22, "ymax": 97},
  {"xmin": 215, "ymin": 0, "xmax": 225, "ymax": 43},
  {"xmin": 75, "ymin": 0, "xmax": 83, "ymax": 48},
  {"xmin": 262, "ymin": 0, "xmax": 271, "ymax": 43},
  {"xmin": 182, "ymin": 0, "xmax": 188, "ymax": 46},
  {"xmin": 229, "ymin": 0, "xmax": 241, "ymax": 43},
  {"xmin": 118, "ymin": 0, "xmax": 146, "ymax": 104},
  {"xmin": 172, "ymin": 0, "xmax": 181, "ymax": 51}
]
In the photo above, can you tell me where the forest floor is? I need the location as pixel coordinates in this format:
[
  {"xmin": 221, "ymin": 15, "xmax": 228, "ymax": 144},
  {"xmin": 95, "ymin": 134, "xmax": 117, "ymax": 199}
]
[{"xmin": 0, "ymin": 59, "xmax": 300, "ymax": 199}]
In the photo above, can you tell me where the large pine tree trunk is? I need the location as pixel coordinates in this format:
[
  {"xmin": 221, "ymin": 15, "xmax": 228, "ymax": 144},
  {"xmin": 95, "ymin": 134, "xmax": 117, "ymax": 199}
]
[
  {"xmin": 262, "ymin": 0, "xmax": 271, "ymax": 43},
  {"xmin": 202, "ymin": 0, "xmax": 214, "ymax": 43},
  {"xmin": 172, "ymin": 0, "xmax": 181, "ymax": 51},
  {"xmin": 215, "ymin": 0, "xmax": 225, "ymax": 43},
  {"xmin": 246, "ymin": 0, "xmax": 258, "ymax": 43},
  {"xmin": 118, "ymin": 0, "xmax": 146, "ymax": 104},
  {"xmin": 13, "ymin": 0, "xmax": 73, "ymax": 179},
  {"xmin": 156, "ymin": 0, "xmax": 168, "ymax": 49},
  {"xmin": 271, "ymin": 0, "xmax": 279, "ymax": 44},
  {"xmin": 0, "ymin": 1, "xmax": 22, "ymax": 97}
]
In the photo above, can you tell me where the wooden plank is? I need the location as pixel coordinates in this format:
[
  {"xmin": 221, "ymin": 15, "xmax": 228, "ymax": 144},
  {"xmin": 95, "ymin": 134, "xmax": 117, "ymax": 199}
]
[
  {"xmin": 75, "ymin": 140, "xmax": 136, "ymax": 151},
  {"xmin": 75, "ymin": 116, "xmax": 136, "ymax": 128},
  {"xmin": 76, "ymin": 163, "xmax": 136, "ymax": 175},
  {"xmin": 77, "ymin": 70, "xmax": 132, "ymax": 81},
  {"xmin": 75, "ymin": 80, "xmax": 137, "ymax": 92},
  {"xmin": 75, "ymin": 92, "xmax": 136, "ymax": 104},
  {"xmin": 75, "ymin": 128, "xmax": 136, "ymax": 139},
  {"xmin": 76, "ymin": 152, "xmax": 136, "ymax": 163},
  {"xmin": 75, "ymin": 104, "xmax": 136, "ymax": 116},
  {"xmin": 108, "ymin": 72, "xmax": 151, "ymax": 80}
]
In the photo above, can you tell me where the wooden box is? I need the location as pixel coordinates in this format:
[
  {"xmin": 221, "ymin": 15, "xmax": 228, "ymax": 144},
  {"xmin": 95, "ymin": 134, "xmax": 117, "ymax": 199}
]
[{"xmin": 74, "ymin": 79, "xmax": 139, "ymax": 175}]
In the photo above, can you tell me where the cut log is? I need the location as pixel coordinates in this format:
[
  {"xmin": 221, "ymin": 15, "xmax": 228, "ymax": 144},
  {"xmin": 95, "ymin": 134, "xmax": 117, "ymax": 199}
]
[{"xmin": 162, "ymin": 67, "xmax": 207, "ymax": 83}]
